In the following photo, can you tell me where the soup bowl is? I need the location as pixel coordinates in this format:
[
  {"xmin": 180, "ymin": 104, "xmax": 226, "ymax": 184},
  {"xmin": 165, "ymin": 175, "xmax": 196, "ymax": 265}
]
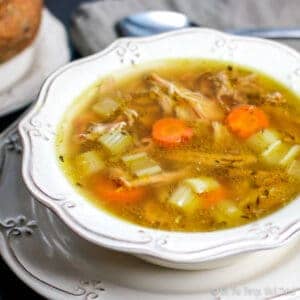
[{"xmin": 19, "ymin": 28, "xmax": 300, "ymax": 270}]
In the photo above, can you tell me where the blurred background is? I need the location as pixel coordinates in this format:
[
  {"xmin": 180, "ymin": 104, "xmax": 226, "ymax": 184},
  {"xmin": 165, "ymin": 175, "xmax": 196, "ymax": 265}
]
[{"xmin": 0, "ymin": 0, "xmax": 82, "ymax": 134}]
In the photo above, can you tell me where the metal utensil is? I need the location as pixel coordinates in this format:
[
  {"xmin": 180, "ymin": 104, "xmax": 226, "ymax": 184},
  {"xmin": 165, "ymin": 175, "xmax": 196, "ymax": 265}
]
[{"xmin": 116, "ymin": 10, "xmax": 300, "ymax": 39}]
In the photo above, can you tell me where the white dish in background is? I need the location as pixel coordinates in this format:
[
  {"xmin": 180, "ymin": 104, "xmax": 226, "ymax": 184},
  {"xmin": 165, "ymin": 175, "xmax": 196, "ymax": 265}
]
[
  {"xmin": 0, "ymin": 125, "xmax": 300, "ymax": 299},
  {"xmin": 0, "ymin": 8, "xmax": 70, "ymax": 117},
  {"xmin": 0, "ymin": 41, "xmax": 35, "ymax": 92},
  {"xmin": 19, "ymin": 28, "xmax": 300, "ymax": 270}
]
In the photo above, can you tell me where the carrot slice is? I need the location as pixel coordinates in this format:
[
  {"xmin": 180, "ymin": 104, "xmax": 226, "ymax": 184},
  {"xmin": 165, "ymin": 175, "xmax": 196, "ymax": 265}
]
[
  {"xmin": 226, "ymin": 105, "xmax": 269, "ymax": 139},
  {"xmin": 152, "ymin": 118, "xmax": 193, "ymax": 147},
  {"xmin": 201, "ymin": 186, "xmax": 228, "ymax": 208},
  {"xmin": 91, "ymin": 175, "xmax": 146, "ymax": 203}
]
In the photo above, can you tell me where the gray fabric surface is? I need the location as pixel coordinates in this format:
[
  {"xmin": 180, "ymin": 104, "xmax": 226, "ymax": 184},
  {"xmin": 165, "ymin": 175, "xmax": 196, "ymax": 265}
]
[{"xmin": 71, "ymin": 0, "xmax": 300, "ymax": 56}]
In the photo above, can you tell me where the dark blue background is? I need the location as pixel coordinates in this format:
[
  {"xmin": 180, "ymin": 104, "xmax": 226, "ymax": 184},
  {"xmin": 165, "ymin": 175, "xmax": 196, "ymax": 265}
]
[{"xmin": 0, "ymin": 1, "xmax": 89, "ymax": 298}]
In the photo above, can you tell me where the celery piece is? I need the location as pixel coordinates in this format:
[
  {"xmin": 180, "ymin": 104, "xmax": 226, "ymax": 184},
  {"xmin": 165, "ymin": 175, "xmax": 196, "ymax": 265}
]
[
  {"xmin": 213, "ymin": 201, "xmax": 243, "ymax": 225},
  {"xmin": 280, "ymin": 145, "xmax": 300, "ymax": 167},
  {"xmin": 76, "ymin": 151, "xmax": 105, "ymax": 176},
  {"xmin": 99, "ymin": 129, "xmax": 133, "ymax": 155},
  {"xmin": 93, "ymin": 98, "xmax": 119, "ymax": 119},
  {"xmin": 122, "ymin": 152, "xmax": 147, "ymax": 163},
  {"xmin": 261, "ymin": 140, "xmax": 290, "ymax": 166},
  {"xmin": 122, "ymin": 152, "xmax": 162, "ymax": 177},
  {"xmin": 169, "ymin": 184, "xmax": 198, "ymax": 213},
  {"xmin": 212, "ymin": 121, "xmax": 233, "ymax": 145},
  {"xmin": 184, "ymin": 177, "xmax": 220, "ymax": 194},
  {"xmin": 246, "ymin": 129, "xmax": 281, "ymax": 153},
  {"xmin": 135, "ymin": 164, "xmax": 162, "ymax": 178},
  {"xmin": 288, "ymin": 160, "xmax": 300, "ymax": 180}
]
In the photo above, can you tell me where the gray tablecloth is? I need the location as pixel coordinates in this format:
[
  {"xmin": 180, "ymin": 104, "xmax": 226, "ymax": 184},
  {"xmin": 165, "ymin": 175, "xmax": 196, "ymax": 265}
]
[{"xmin": 71, "ymin": 0, "xmax": 300, "ymax": 56}]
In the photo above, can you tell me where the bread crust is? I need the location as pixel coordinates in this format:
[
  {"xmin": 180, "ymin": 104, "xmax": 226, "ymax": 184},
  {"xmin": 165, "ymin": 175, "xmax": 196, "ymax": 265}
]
[{"xmin": 0, "ymin": 0, "xmax": 43, "ymax": 63}]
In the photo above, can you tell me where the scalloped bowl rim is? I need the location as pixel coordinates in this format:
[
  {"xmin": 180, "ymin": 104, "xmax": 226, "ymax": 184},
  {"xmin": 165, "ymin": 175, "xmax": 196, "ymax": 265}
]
[{"xmin": 18, "ymin": 28, "xmax": 300, "ymax": 264}]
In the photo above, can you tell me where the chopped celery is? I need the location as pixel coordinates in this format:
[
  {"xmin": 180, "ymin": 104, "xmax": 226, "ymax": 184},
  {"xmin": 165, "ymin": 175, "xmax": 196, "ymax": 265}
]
[
  {"xmin": 261, "ymin": 140, "xmax": 290, "ymax": 165},
  {"xmin": 169, "ymin": 184, "xmax": 198, "ymax": 213},
  {"xmin": 122, "ymin": 152, "xmax": 147, "ymax": 163},
  {"xmin": 288, "ymin": 160, "xmax": 300, "ymax": 180},
  {"xmin": 280, "ymin": 145, "xmax": 300, "ymax": 166},
  {"xmin": 213, "ymin": 201, "xmax": 243, "ymax": 225},
  {"xmin": 212, "ymin": 121, "xmax": 233, "ymax": 145},
  {"xmin": 93, "ymin": 98, "xmax": 119, "ymax": 119},
  {"xmin": 135, "ymin": 164, "xmax": 162, "ymax": 178},
  {"xmin": 122, "ymin": 152, "xmax": 162, "ymax": 177},
  {"xmin": 184, "ymin": 177, "xmax": 220, "ymax": 194},
  {"xmin": 76, "ymin": 150, "xmax": 105, "ymax": 176},
  {"xmin": 246, "ymin": 129, "xmax": 281, "ymax": 153},
  {"xmin": 99, "ymin": 129, "xmax": 133, "ymax": 155}
]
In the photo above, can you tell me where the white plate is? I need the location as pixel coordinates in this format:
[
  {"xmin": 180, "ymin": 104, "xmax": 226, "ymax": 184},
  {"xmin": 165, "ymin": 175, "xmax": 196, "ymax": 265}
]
[
  {"xmin": 1, "ymin": 123, "xmax": 300, "ymax": 299},
  {"xmin": 0, "ymin": 41, "xmax": 35, "ymax": 92},
  {"xmin": 0, "ymin": 9, "xmax": 70, "ymax": 117}
]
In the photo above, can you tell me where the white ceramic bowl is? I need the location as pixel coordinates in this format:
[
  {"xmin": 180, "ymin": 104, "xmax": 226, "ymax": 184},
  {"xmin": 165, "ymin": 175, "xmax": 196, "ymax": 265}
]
[{"xmin": 19, "ymin": 28, "xmax": 300, "ymax": 270}]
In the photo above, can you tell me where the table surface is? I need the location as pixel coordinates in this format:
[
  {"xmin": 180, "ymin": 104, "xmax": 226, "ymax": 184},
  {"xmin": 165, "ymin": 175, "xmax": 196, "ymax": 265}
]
[{"xmin": 0, "ymin": 1, "xmax": 86, "ymax": 298}]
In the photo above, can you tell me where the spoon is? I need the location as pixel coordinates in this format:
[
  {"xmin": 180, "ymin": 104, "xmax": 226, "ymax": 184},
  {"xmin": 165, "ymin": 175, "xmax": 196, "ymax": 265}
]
[{"xmin": 116, "ymin": 10, "xmax": 300, "ymax": 39}]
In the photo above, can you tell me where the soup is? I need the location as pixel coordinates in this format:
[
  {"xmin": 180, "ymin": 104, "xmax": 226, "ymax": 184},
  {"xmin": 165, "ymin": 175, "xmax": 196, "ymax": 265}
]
[{"xmin": 56, "ymin": 59, "xmax": 300, "ymax": 232}]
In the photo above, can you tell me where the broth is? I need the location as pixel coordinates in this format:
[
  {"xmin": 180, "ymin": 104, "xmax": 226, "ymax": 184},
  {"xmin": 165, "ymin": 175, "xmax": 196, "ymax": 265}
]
[{"xmin": 56, "ymin": 59, "xmax": 300, "ymax": 232}]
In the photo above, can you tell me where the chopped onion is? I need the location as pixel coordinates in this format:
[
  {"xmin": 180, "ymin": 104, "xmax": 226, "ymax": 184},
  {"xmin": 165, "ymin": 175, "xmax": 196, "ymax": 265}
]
[
  {"xmin": 213, "ymin": 201, "xmax": 243, "ymax": 225},
  {"xmin": 76, "ymin": 151, "xmax": 105, "ymax": 176},
  {"xmin": 169, "ymin": 184, "xmax": 198, "ymax": 213},
  {"xmin": 169, "ymin": 177, "xmax": 221, "ymax": 213},
  {"xmin": 93, "ymin": 98, "xmax": 119, "ymax": 119},
  {"xmin": 184, "ymin": 177, "xmax": 220, "ymax": 194}
]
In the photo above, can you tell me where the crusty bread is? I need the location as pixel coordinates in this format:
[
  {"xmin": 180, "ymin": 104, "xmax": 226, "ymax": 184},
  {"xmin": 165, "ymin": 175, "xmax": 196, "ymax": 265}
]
[{"xmin": 0, "ymin": 0, "xmax": 43, "ymax": 63}]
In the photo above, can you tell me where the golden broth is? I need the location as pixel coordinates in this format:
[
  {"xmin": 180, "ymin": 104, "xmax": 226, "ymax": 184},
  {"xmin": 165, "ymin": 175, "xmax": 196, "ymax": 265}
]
[{"xmin": 56, "ymin": 59, "xmax": 300, "ymax": 232}]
